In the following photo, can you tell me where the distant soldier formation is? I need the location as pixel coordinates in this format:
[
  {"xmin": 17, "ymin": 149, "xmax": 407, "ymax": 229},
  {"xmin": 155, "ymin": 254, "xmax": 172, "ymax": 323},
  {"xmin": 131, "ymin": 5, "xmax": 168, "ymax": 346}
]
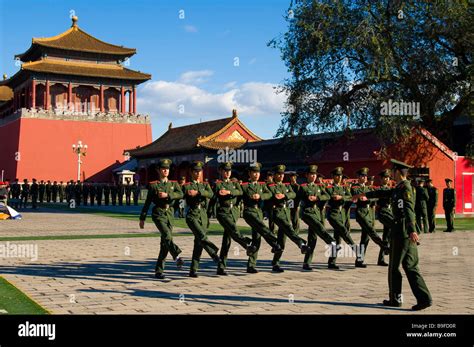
[{"xmin": 5, "ymin": 179, "xmax": 141, "ymax": 209}]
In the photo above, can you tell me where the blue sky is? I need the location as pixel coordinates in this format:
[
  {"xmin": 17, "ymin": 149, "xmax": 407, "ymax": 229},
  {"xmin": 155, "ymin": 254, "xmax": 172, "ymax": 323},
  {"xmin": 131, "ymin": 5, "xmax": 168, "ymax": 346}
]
[{"xmin": 0, "ymin": 0, "xmax": 292, "ymax": 139}]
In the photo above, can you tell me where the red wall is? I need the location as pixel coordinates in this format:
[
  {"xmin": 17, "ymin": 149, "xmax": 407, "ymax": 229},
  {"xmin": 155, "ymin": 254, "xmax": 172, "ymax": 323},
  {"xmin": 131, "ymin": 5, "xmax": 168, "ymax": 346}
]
[
  {"xmin": 0, "ymin": 117, "xmax": 151, "ymax": 182},
  {"xmin": 0, "ymin": 119, "xmax": 22, "ymax": 180},
  {"xmin": 455, "ymin": 157, "xmax": 474, "ymax": 214}
]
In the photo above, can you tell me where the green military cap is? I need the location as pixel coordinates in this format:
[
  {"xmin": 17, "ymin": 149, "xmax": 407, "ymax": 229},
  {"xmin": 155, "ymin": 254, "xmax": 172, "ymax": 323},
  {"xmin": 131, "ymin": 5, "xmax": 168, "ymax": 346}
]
[
  {"xmin": 356, "ymin": 167, "xmax": 369, "ymax": 176},
  {"xmin": 307, "ymin": 165, "xmax": 318, "ymax": 174},
  {"xmin": 331, "ymin": 166, "xmax": 344, "ymax": 176},
  {"xmin": 274, "ymin": 164, "xmax": 286, "ymax": 174},
  {"xmin": 379, "ymin": 169, "xmax": 391, "ymax": 178},
  {"xmin": 390, "ymin": 159, "xmax": 413, "ymax": 170},
  {"xmin": 219, "ymin": 162, "xmax": 233, "ymax": 171},
  {"xmin": 248, "ymin": 162, "xmax": 262, "ymax": 172},
  {"xmin": 159, "ymin": 158, "xmax": 172, "ymax": 169},
  {"xmin": 445, "ymin": 178, "xmax": 453, "ymax": 183},
  {"xmin": 190, "ymin": 161, "xmax": 204, "ymax": 171}
]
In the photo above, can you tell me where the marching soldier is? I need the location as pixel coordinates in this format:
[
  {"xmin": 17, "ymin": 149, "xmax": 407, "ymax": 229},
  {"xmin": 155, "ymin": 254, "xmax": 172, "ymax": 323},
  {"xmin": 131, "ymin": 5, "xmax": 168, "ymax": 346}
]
[
  {"xmin": 139, "ymin": 159, "xmax": 185, "ymax": 279},
  {"xmin": 375, "ymin": 169, "xmax": 394, "ymax": 266},
  {"xmin": 298, "ymin": 165, "xmax": 337, "ymax": 271},
  {"xmin": 316, "ymin": 173, "xmax": 327, "ymax": 225},
  {"xmin": 241, "ymin": 163, "xmax": 282, "ymax": 273},
  {"xmin": 443, "ymin": 178, "xmax": 455, "ymax": 232},
  {"xmin": 358, "ymin": 159, "xmax": 432, "ymax": 311},
  {"xmin": 30, "ymin": 179, "xmax": 39, "ymax": 209},
  {"xmin": 264, "ymin": 171, "xmax": 275, "ymax": 232},
  {"xmin": 325, "ymin": 167, "xmax": 359, "ymax": 270},
  {"xmin": 268, "ymin": 164, "xmax": 309, "ymax": 273},
  {"xmin": 289, "ymin": 172, "xmax": 301, "ymax": 234},
  {"xmin": 351, "ymin": 167, "xmax": 389, "ymax": 268},
  {"xmin": 213, "ymin": 162, "xmax": 256, "ymax": 276},
  {"xmin": 342, "ymin": 175, "xmax": 352, "ymax": 233},
  {"xmin": 415, "ymin": 180, "xmax": 429, "ymax": 234},
  {"xmin": 368, "ymin": 175, "xmax": 377, "ymax": 226},
  {"xmin": 426, "ymin": 179, "xmax": 438, "ymax": 233},
  {"xmin": 183, "ymin": 161, "xmax": 220, "ymax": 277}
]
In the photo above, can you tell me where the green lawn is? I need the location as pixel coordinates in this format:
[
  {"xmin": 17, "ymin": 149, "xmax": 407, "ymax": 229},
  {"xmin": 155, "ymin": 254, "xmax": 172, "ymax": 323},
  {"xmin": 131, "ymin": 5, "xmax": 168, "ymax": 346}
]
[{"xmin": 0, "ymin": 277, "xmax": 49, "ymax": 315}]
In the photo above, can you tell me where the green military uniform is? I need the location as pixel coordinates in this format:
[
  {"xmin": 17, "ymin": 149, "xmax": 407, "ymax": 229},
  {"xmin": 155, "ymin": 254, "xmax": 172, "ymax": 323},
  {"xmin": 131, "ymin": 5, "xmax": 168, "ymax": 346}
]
[
  {"xmin": 366, "ymin": 159, "xmax": 432, "ymax": 310},
  {"xmin": 298, "ymin": 165, "xmax": 336, "ymax": 270},
  {"xmin": 351, "ymin": 168, "xmax": 388, "ymax": 267},
  {"xmin": 443, "ymin": 179, "xmax": 455, "ymax": 232},
  {"xmin": 289, "ymin": 174, "xmax": 301, "ymax": 234},
  {"xmin": 426, "ymin": 179, "xmax": 438, "ymax": 233},
  {"xmin": 316, "ymin": 174, "xmax": 327, "ymax": 225},
  {"xmin": 242, "ymin": 163, "xmax": 282, "ymax": 273},
  {"xmin": 342, "ymin": 176, "xmax": 352, "ymax": 233},
  {"xmin": 183, "ymin": 161, "xmax": 219, "ymax": 277},
  {"xmin": 140, "ymin": 159, "xmax": 184, "ymax": 278},
  {"xmin": 375, "ymin": 169, "xmax": 394, "ymax": 266},
  {"xmin": 325, "ymin": 167, "xmax": 358, "ymax": 269},
  {"xmin": 368, "ymin": 176, "xmax": 377, "ymax": 227},
  {"xmin": 213, "ymin": 162, "xmax": 255, "ymax": 275},
  {"xmin": 415, "ymin": 183, "xmax": 429, "ymax": 234},
  {"xmin": 264, "ymin": 172, "xmax": 275, "ymax": 233},
  {"xmin": 268, "ymin": 164, "xmax": 308, "ymax": 272}
]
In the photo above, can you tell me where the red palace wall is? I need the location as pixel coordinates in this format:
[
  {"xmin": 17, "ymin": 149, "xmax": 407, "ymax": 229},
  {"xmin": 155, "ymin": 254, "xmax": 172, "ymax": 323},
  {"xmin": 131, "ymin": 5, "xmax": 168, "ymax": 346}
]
[{"xmin": 0, "ymin": 117, "xmax": 151, "ymax": 182}]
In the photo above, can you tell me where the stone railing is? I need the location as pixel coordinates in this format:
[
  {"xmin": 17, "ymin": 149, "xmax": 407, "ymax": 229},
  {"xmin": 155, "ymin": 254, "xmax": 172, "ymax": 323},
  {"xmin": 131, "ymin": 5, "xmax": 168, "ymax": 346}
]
[{"xmin": 0, "ymin": 108, "xmax": 150, "ymax": 125}]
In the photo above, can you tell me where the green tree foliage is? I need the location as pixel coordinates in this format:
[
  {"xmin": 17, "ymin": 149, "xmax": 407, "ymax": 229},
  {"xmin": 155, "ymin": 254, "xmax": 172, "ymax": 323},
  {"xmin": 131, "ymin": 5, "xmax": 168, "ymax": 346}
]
[{"xmin": 270, "ymin": 0, "xmax": 472, "ymax": 154}]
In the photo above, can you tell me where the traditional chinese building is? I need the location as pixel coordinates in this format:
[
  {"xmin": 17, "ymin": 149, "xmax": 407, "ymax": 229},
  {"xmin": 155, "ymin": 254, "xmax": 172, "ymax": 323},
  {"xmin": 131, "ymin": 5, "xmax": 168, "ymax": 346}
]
[{"xmin": 0, "ymin": 16, "xmax": 151, "ymax": 182}]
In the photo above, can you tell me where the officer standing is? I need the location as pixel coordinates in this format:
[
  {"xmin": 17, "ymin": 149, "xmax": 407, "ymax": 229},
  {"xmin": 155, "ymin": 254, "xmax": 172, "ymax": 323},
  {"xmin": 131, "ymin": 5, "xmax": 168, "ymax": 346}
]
[
  {"xmin": 38, "ymin": 180, "xmax": 45, "ymax": 204},
  {"xmin": 11, "ymin": 179, "xmax": 21, "ymax": 209},
  {"xmin": 139, "ymin": 159, "xmax": 184, "ymax": 279},
  {"xmin": 325, "ymin": 167, "xmax": 359, "ymax": 270},
  {"xmin": 298, "ymin": 165, "xmax": 337, "ymax": 271},
  {"xmin": 82, "ymin": 182, "xmax": 89, "ymax": 206},
  {"xmin": 59, "ymin": 181, "xmax": 65, "ymax": 203},
  {"xmin": 183, "ymin": 161, "xmax": 220, "ymax": 277},
  {"xmin": 426, "ymin": 179, "xmax": 438, "ymax": 233},
  {"xmin": 132, "ymin": 181, "xmax": 140, "ymax": 206},
  {"xmin": 118, "ymin": 182, "xmax": 124, "ymax": 206},
  {"xmin": 241, "ymin": 163, "xmax": 282, "ymax": 274},
  {"xmin": 111, "ymin": 182, "xmax": 118, "ymax": 206},
  {"xmin": 351, "ymin": 167, "xmax": 389, "ymax": 268},
  {"xmin": 213, "ymin": 162, "xmax": 256, "ymax": 276},
  {"xmin": 21, "ymin": 179, "xmax": 30, "ymax": 208},
  {"xmin": 74, "ymin": 180, "xmax": 82, "ymax": 206},
  {"xmin": 268, "ymin": 164, "xmax": 309, "ymax": 273},
  {"xmin": 45, "ymin": 180, "xmax": 52, "ymax": 203},
  {"xmin": 30, "ymin": 179, "xmax": 39, "ymax": 209},
  {"xmin": 52, "ymin": 181, "xmax": 58, "ymax": 203},
  {"xmin": 443, "ymin": 179, "xmax": 455, "ymax": 232},
  {"xmin": 415, "ymin": 180, "xmax": 429, "ymax": 234},
  {"xmin": 125, "ymin": 180, "xmax": 132, "ymax": 206},
  {"xmin": 375, "ymin": 169, "xmax": 394, "ymax": 266},
  {"xmin": 96, "ymin": 183, "xmax": 103, "ymax": 206},
  {"xmin": 359, "ymin": 159, "xmax": 432, "ymax": 311},
  {"xmin": 89, "ymin": 182, "xmax": 96, "ymax": 206}
]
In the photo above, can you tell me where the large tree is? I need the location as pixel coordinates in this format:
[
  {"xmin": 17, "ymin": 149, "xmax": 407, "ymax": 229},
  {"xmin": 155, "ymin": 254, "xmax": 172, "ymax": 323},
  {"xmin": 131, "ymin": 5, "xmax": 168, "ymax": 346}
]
[{"xmin": 270, "ymin": 0, "xmax": 473, "ymax": 155}]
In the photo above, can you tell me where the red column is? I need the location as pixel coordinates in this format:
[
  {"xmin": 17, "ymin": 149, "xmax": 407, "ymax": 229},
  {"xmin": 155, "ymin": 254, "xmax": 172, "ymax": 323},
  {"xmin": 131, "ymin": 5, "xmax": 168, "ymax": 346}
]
[
  {"xmin": 133, "ymin": 87, "xmax": 137, "ymax": 114},
  {"xmin": 68, "ymin": 82, "xmax": 73, "ymax": 111},
  {"xmin": 100, "ymin": 85, "xmax": 104, "ymax": 112},
  {"xmin": 31, "ymin": 80, "xmax": 36, "ymax": 110},
  {"xmin": 45, "ymin": 80, "xmax": 50, "ymax": 110},
  {"xmin": 120, "ymin": 87, "xmax": 125, "ymax": 113},
  {"xmin": 128, "ymin": 89, "xmax": 133, "ymax": 114}
]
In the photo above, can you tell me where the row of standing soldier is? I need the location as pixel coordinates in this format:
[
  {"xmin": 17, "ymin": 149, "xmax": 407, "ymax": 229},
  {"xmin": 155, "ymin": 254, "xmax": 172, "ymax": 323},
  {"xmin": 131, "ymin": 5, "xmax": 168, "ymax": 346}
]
[{"xmin": 7, "ymin": 179, "xmax": 141, "ymax": 209}]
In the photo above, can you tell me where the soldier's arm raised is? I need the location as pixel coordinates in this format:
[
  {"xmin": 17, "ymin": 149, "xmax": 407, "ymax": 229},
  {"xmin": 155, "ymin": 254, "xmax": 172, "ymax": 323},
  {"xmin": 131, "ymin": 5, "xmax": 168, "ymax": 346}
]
[
  {"xmin": 230, "ymin": 183, "xmax": 243, "ymax": 197},
  {"xmin": 284, "ymin": 184, "xmax": 296, "ymax": 200},
  {"xmin": 260, "ymin": 184, "xmax": 272, "ymax": 201},
  {"xmin": 199, "ymin": 183, "xmax": 214, "ymax": 199},
  {"xmin": 169, "ymin": 182, "xmax": 184, "ymax": 200}
]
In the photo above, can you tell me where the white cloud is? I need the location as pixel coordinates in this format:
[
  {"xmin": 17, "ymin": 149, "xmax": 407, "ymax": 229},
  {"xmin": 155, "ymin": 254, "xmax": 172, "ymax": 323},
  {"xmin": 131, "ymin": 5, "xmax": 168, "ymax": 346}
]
[
  {"xmin": 137, "ymin": 79, "xmax": 286, "ymax": 123},
  {"xmin": 184, "ymin": 25, "xmax": 198, "ymax": 33},
  {"xmin": 178, "ymin": 70, "xmax": 214, "ymax": 85}
]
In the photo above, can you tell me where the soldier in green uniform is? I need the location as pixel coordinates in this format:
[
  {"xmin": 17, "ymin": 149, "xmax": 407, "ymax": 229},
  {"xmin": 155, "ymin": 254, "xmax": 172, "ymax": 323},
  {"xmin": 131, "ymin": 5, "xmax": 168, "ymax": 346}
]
[
  {"xmin": 38, "ymin": 180, "xmax": 45, "ymax": 204},
  {"xmin": 298, "ymin": 165, "xmax": 337, "ymax": 271},
  {"xmin": 213, "ymin": 162, "xmax": 256, "ymax": 276},
  {"xmin": 268, "ymin": 164, "xmax": 309, "ymax": 273},
  {"xmin": 241, "ymin": 163, "xmax": 282, "ymax": 273},
  {"xmin": 415, "ymin": 180, "xmax": 429, "ymax": 234},
  {"xmin": 342, "ymin": 175, "xmax": 352, "ymax": 233},
  {"xmin": 368, "ymin": 175, "xmax": 377, "ymax": 226},
  {"xmin": 30, "ymin": 179, "xmax": 39, "ymax": 209},
  {"xmin": 443, "ymin": 178, "xmax": 455, "ymax": 232},
  {"xmin": 183, "ymin": 161, "xmax": 220, "ymax": 278},
  {"xmin": 375, "ymin": 169, "xmax": 394, "ymax": 266},
  {"xmin": 96, "ymin": 183, "xmax": 103, "ymax": 206},
  {"xmin": 426, "ymin": 179, "xmax": 438, "ymax": 233},
  {"xmin": 52, "ymin": 181, "xmax": 58, "ymax": 203},
  {"xmin": 351, "ymin": 167, "xmax": 389, "ymax": 268},
  {"xmin": 325, "ymin": 167, "xmax": 359, "ymax": 270},
  {"xmin": 139, "ymin": 159, "xmax": 185, "ymax": 279},
  {"xmin": 59, "ymin": 181, "xmax": 65, "ymax": 203},
  {"xmin": 111, "ymin": 182, "xmax": 118, "ymax": 206},
  {"xmin": 357, "ymin": 159, "xmax": 432, "ymax": 311},
  {"xmin": 104, "ymin": 183, "xmax": 111, "ymax": 206},
  {"xmin": 289, "ymin": 172, "xmax": 301, "ymax": 234},
  {"xmin": 264, "ymin": 171, "xmax": 275, "ymax": 233},
  {"xmin": 118, "ymin": 182, "xmax": 124, "ymax": 206},
  {"xmin": 316, "ymin": 174, "xmax": 327, "ymax": 225}
]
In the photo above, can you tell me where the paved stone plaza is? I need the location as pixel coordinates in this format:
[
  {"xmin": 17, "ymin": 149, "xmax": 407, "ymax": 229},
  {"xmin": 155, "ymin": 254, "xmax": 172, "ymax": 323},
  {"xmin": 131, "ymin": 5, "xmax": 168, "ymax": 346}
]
[{"xmin": 0, "ymin": 211, "xmax": 473, "ymax": 314}]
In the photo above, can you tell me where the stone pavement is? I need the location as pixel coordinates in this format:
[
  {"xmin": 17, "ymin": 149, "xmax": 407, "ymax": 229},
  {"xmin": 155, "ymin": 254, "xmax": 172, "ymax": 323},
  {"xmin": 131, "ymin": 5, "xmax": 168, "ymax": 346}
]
[{"xmin": 0, "ymin": 212, "xmax": 473, "ymax": 314}]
